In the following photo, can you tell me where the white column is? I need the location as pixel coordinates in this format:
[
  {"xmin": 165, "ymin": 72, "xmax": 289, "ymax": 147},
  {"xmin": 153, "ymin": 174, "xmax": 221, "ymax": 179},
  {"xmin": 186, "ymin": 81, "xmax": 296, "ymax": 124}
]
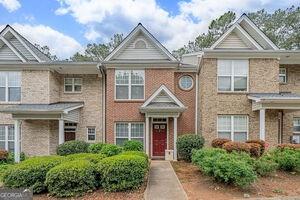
[
  {"xmin": 14, "ymin": 120, "xmax": 21, "ymax": 163},
  {"xmin": 59, "ymin": 119, "xmax": 65, "ymax": 145},
  {"xmin": 145, "ymin": 116, "xmax": 150, "ymax": 156},
  {"xmin": 259, "ymin": 109, "xmax": 266, "ymax": 140},
  {"xmin": 173, "ymin": 117, "xmax": 178, "ymax": 161}
]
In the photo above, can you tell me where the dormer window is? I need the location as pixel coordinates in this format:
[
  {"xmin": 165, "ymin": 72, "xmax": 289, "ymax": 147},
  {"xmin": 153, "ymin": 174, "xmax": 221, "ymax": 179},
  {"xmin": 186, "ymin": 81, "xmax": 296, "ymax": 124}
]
[{"xmin": 134, "ymin": 40, "xmax": 147, "ymax": 49}]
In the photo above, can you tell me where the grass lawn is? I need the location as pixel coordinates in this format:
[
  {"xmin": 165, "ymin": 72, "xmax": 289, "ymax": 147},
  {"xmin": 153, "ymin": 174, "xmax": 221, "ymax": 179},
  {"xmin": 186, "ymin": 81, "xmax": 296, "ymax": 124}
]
[{"xmin": 171, "ymin": 161, "xmax": 300, "ymax": 200}]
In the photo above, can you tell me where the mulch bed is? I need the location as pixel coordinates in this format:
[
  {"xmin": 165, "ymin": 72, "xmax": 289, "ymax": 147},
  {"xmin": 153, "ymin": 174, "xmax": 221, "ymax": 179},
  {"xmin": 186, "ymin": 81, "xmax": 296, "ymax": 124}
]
[{"xmin": 171, "ymin": 161, "xmax": 300, "ymax": 200}]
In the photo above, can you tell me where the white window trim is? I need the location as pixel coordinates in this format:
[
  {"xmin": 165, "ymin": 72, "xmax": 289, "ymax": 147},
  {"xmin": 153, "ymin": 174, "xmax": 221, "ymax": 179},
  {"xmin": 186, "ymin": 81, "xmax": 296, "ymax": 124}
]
[
  {"xmin": 86, "ymin": 127, "xmax": 96, "ymax": 142},
  {"xmin": 217, "ymin": 60, "xmax": 249, "ymax": 93},
  {"xmin": 0, "ymin": 71, "xmax": 21, "ymax": 103},
  {"xmin": 114, "ymin": 122, "xmax": 145, "ymax": 146},
  {"xmin": 64, "ymin": 78, "xmax": 82, "ymax": 93},
  {"xmin": 179, "ymin": 75, "xmax": 194, "ymax": 91},
  {"xmin": 279, "ymin": 67, "xmax": 287, "ymax": 84},
  {"xmin": 0, "ymin": 125, "xmax": 14, "ymax": 151},
  {"xmin": 293, "ymin": 118, "xmax": 300, "ymax": 134},
  {"xmin": 115, "ymin": 70, "xmax": 145, "ymax": 100},
  {"xmin": 217, "ymin": 115, "xmax": 249, "ymax": 141}
]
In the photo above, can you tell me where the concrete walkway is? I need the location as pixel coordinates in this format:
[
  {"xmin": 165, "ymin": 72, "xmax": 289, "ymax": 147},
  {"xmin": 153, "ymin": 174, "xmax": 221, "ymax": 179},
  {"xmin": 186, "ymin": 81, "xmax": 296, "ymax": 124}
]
[{"xmin": 144, "ymin": 161, "xmax": 188, "ymax": 200}]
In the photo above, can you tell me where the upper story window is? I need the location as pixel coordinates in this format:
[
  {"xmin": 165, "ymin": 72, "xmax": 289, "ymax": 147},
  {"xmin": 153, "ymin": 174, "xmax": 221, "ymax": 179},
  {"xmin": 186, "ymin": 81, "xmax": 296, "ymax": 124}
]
[
  {"xmin": 0, "ymin": 72, "xmax": 21, "ymax": 102},
  {"xmin": 179, "ymin": 75, "xmax": 194, "ymax": 90},
  {"xmin": 217, "ymin": 115, "xmax": 248, "ymax": 142},
  {"xmin": 115, "ymin": 70, "xmax": 144, "ymax": 100},
  {"xmin": 217, "ymin": 60, "xmax": 248, "ymax": 92},
  {"xmin": 279, "ymin": 68, "xmax": 287, "ymax": 83},
  {"xmin": 64, "ymin": 78, "xmax": 82, "ymax": 93}
]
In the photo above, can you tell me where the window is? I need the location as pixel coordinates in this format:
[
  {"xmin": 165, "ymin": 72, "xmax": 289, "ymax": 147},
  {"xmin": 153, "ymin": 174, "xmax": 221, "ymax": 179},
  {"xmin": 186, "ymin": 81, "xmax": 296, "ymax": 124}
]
[
  {"xmin": 293, "ymin": 118, "xmax": 300, "ymax": 144},
  {"xmin": 115, "ymin": 122, "xmax": 144, "ymax": 146},
  {"xmin": 0, "ymin": 72, "xmax": 21, "ymax": 102},
  {"xmin": 279, "ymin": 68, "xmax": 287, "ymax": 83},
  {"xmin": 64, "ymin": 78, "xmax": 82, "ymax": 93},
  {"xmin": 87, "ymin": 127, "xmax": 96, "ymax": 141},
  {"xmin": 217, "ymin": 115, "xmax": 248, "ymax": 142},
  {"xmin": 179, "ymin": 75, "xmax": 193, "ymax": 90},
  {"xmin": 0, "ymin": 125, "xmax": 14, "ymax": 152},
  {"xmin": 218, "ymin": 60, "xmax": 248, "ymax": 92},
  {"xmin": 115, "ymin": 70, "xmax": 144, "ymax": 100}
]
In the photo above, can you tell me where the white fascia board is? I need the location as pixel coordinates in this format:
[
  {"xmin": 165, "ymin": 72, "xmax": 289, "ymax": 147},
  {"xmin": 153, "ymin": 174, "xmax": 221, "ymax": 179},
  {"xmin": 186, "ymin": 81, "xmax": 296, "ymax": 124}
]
[
  {"xmin": 235, "ymin": 24, "xmax": 263, "ymax": 50},
  {"xmin": 0, "ymin": 35, "xmax": 26, "ymax": 62},
  {"xmin": 210, "ymin": 25, "xmax": 236, "ymax": 49}
]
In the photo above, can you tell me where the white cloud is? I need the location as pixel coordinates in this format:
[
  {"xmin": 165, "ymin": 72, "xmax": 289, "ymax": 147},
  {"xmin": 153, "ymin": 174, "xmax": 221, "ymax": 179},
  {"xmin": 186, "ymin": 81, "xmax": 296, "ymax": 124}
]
[
  {"xmin": 0, "ymin": 23, "xmax": 83, "ymax": 59},
  {"xmin": 0, "ymin": 0, "xmax": 20, "ymax": 12}
]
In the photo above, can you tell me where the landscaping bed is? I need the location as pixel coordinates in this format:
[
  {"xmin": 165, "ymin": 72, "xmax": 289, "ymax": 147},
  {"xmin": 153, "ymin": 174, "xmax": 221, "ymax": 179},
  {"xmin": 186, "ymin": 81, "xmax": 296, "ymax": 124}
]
[{"xmin": 172, "ymin": 161, "xmax": 300, "ymax": 200}]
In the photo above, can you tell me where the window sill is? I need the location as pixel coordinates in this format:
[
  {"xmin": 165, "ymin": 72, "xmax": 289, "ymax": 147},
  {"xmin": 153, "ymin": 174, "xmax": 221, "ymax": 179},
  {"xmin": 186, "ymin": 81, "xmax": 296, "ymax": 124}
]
[
  {"xmin": 64, "ymin": 92, "xmax": 82, "ymax": 94},
  {"xmin": 279, "ymin": 82, "xmax": 288, "ymax": 85},
  {"xmin": 0, "ymin": 101, "xmax": 21, "ymax": 105},
  {"xmin": 114, "ymin": 100, "xmax": 145, "ymax": 103}
]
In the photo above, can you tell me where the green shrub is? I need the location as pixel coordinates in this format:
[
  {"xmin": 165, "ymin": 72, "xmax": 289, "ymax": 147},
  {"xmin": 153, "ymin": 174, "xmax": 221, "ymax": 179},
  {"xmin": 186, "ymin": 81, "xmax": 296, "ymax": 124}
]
[
  {"xmin": 4, "ymin": 152, "xmax": 26, "ymax": 164},
  {"xmin": 100, "ymin": 144, "xmax": 122, "ymax": 157},
  {"xmin": 123, "ymin": 140, "xmax": 143, "ymax": 151},
  {"xmin": 88, "ymin": 143, "xmax": 105, "ymax": 153},
  {"xmin": 97, "ymin": 155, "xmax": 148, "ymax": 191},
  {"xmin": 254, "ymin": 155, "xmax": 278, "ymax": 176},
  {"xmin": 57, "ymin": 140, "xmax": 89, "ymax": 156},
  {"xmin": 3, "ymin": 156, "xmax": 65, "ymax": 193},
  {"xmin": 271, "ymin": 148, "xmax": 300, "ymax": 171},
  {"xmin": 177, "ymin": 134, "xmax": 205, "ymax": 162},
  {"xmin": 0, "ymin": 164, "xmax": 13, "ymax": 181},
  {"xmin": 67, "ymin": 153, "xmax": 106, "ymax": 164},
  {"xmin": 45, "ymin": 160, "xmax": 96, "ymax": 197},
  {"xmin": 120, "ymin": 151, "xmax": 148, "ymax": 160},
  {"xmin": 192, "ymin": 148, "xmax": 256, "ymax": 188}
]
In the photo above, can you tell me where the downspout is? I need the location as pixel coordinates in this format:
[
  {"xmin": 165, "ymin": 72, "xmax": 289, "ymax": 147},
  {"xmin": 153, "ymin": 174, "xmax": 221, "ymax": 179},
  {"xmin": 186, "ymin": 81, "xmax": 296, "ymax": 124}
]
[
  {"xmin": 97, "ymin": 63, "xmax": 106, "ymax": 143},
  {"xmin": 195, "ymin": 73, "xmax": 198, "ymax": 134}
]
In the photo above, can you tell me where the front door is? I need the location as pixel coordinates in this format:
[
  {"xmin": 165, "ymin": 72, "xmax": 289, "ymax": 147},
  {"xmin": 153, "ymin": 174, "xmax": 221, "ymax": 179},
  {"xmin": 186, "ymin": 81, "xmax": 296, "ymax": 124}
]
[
  {"xmin": 152, "ymin": 124, "xmax": 167, "ymax": 156},
  {"xmin": 65, "ymin": 132, "xmax": 75, "ymax": 142}
]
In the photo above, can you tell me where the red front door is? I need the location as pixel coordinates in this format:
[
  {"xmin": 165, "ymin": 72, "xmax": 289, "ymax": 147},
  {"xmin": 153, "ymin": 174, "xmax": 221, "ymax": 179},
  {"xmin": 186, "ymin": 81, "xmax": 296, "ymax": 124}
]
[{"xmin": 152, "ymin": 124, "xmax": 167, "ymax": 156}]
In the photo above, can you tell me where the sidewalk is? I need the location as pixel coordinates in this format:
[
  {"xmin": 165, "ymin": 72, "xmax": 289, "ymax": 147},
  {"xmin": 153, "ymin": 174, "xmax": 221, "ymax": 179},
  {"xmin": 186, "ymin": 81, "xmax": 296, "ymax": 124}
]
[{"xmin": 144, "ymin": 161, "xmax": 188, "ymax": 200}]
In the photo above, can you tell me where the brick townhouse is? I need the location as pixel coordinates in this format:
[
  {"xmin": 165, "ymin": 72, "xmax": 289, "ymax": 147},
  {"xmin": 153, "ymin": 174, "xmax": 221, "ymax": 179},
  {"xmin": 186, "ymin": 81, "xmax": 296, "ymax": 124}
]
[{"xmin": 0, "ymin": 14, "xmax": 299, "ymax": 162}]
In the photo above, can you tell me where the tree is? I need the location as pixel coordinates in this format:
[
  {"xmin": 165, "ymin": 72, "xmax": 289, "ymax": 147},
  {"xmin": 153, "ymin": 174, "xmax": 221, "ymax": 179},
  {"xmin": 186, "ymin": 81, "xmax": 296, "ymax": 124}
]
[
  {"xmin": 70, "ymin": 33, "xmax": 124, "ymax": 62},
  {"xmin": 34, "ymin": 44, "xmax": 58, "ymax": 61}
]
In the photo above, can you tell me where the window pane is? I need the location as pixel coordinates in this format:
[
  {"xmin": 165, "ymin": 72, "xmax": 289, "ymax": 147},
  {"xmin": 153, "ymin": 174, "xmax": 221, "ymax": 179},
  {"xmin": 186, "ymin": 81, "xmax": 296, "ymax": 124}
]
[
  {"xmin": 131, "ymin": 123, "xmax": 144, "ymax": 138},
  {"xmin": 8, "ymin": 72, "xmax": 21, "ymax": 87},
  {"xmin": 65, "ymin": 85, "xmax": 73, "ymax": 92},
  {"xmin": 131, "ymin": 86, "xmax": 144, "ymax": 99},
  {"xmin": 279, "ymin": 76, "xmax": 286, "ymax": 83},
  {"xmin": 234, "ymin": 116, "xmax": 247, "ymax": 131},
  {"xmin": 0, "ymin": 72, "xmax": 6, "ymax": 87},
  {"xmin": 116, "ymin": 71, "xmax": 129, "ymax": 84},
  {"xmin": 0, "ymin": 87, "xmax": 5, "ymax": 101},
  {"xmin": 234, "ymin": 132, "xmax": 247, "ymax": 142},
  {"xmin": 218, "ymin": 116, "xmax": 231, "ymax": 131},
  {"xmin": 0, "ymin": 126, "xmax": 5, "ymax": 140},
  {"xmin": 116, "ymin": 138, "xmax": 128, "ymax": 146},
  {"xmin": 218, "ymin": 60, "xmax": 232, "ymax": 76},
  {"xmin": 293, "ymin": 118, "xmax": 300, "ymax": 132},
  {"xmin": 8, "ymin": 141, "xmax": 14, "ymax": 152},
  {"xmin": 88, "ymin": 135, "xmax": 95, "ymax": 141},
  {"xmin": 218, "ymin": 77, "xmax": 231, "ymax": 91},
  {"xmin": 116, "ymin": 123, "xmax": 129, "ymax": 137},
  {"xmin": 116, "ymin": 85, "xmax": 129, "ymax": 99},
  {"xmin": 8, "ymin": 87, "xmax": 21, "ymax": 101},
  {"xmin": 74, "ymin": 85, "xmax": 82, "ymax": 92},
  {"xmin": 233, "ymin": 60, "xmax": 248, "ymax": 76},
  {"xmin": 218, "ymin": 132, "xmax": 231, "ymax": 139},
  {"xmin": 8, "ymin": 125, "xmax": 14, "ymax": 140},
  {"xmin": 234, "ymin": 77, "xmax": 247, "ymax": 91},
  {"xmin": 74, "ymin": 78, "xmax": 82, "ymax": 85},
  {"xmin": 131, "ymin": 71, "xmax": 144, "ymax": 84},
  {"xmin": 65, "ymin": 78, "xmax": 73, "ymax": 84},
  {"xmin": 180, "ymin": 76, "xmax": 193, "ymax": 90},
  {"xmin": 0, "ymin": 141, "xmax": 5, "ymax": 150}
]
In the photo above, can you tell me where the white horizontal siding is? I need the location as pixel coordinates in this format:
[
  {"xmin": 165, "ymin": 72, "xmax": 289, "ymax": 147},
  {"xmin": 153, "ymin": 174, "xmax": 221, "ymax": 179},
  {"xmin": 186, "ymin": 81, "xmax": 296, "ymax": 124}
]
[
  {"xmin": 63, "ymin": 109, "xmax": 80, "ymax": 123},
  {"xmin": 153, "ymin": 92, "xmax": 173, "ymax": 103},
  {"xmin": 10, "ymin": 36, "xmax": 36, "ymax": 61},
  {"xmin": 116, "ymin": 34, "xmax": 169, "ymax": 60},
  {"xmin": 0, "ymin": 44, "xmax": 21, "ymax": 61},
  {"xmin": 216, "ymin": 32, "xmax": 250, "ymax": 49}
]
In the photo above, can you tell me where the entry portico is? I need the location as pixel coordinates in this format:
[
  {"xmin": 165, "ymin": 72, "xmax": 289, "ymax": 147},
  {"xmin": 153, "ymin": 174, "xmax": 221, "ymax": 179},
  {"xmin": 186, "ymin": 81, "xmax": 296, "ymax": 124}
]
[{"xmin": 140, "ymin": 85, "xmax": 186, "ymax": 160}]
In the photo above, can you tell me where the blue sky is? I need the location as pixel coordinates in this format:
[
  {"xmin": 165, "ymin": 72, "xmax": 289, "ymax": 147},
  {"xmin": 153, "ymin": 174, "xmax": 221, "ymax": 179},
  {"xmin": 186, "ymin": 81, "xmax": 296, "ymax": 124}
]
[{"xmin": 0, "ymin": 0, "xmax": 299, "ymax": 59}]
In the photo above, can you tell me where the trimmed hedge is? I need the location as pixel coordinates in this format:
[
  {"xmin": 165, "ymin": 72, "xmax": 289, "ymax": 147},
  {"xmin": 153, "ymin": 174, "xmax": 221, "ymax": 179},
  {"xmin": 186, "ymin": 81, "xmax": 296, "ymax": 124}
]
[
  {"xmin": 45, "ymin": 160, "xmax": 96, "ymax": 197},
  {"xmin": 120, "ymin": 151, "xmax": 148, "ymax": 160},
  {"xmin": 254, "ymin": 154, "xmax": 278, "ymax": 176},
  {"xmin": 211, "ymin": 138, "xmax": 231, "ymax": 148},
  {"xmin": 3, "ymin": 156, "xmax": 66, "ymax": 193},
  {"xmin": 57, "ymin": 140, "xmax": 89, "ymax": 156},
  {"xmin": 100, "ymin": 144, "xmax": 122, "ymax": 157},
  {"xmin": 88, "ymin": 143, "xmax": 105, "ymax": 153},
  {"xmin": 248, "ymin": 143, "xmax": 261, "ymax": 157},
  {"xmin": 277, "ymin": 143, "xmax": 300, "ymax": 150},
  {"xmin": 123, "ymin": 140, "xmax": 143, "ymax": 151},
  {"xmin": 192, "ymin": 148, "xmax": 257, "ymax": 188},
  {"xmin": 177, "ymin": 134, "xmax": 205, "ymax": 162},
  {"xmin": 0, "ymin": 164, "xmax": 13, "ymax": 182},
  {"xmin": 66, "ymin": 153, "xmax": 106, "ymax": 164},
  {"xmin": 222, "ymin": 141, "xmax": 250, "ymax": 154},
  {"xmin": 97, "ymin": 155, "xmax": 148, "ymax": 191},
  {"xmin": 246, "ymin": 140, "xmax": 266, "ymax": 155},
  {"xmin": 0, "ymin": 150, "xmax": 8, "ymax": 161},
  {"xmin": 271, "ymin": 148, "xmax": 300, "ymax": 171}
]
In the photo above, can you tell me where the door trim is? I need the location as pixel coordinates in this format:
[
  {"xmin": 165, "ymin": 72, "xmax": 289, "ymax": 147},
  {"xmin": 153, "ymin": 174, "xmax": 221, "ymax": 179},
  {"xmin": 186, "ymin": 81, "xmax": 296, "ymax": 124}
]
[{"xmin": 152, "ymin": 121, "xmax": 168, "ymax": 157}]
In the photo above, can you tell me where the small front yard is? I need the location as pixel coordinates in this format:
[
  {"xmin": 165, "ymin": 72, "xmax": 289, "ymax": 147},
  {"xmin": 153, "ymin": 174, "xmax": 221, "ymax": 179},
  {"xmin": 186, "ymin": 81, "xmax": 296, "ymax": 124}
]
[{"xmin": 172, "ymin": 161, "xmax": 300, "ymax": 200}]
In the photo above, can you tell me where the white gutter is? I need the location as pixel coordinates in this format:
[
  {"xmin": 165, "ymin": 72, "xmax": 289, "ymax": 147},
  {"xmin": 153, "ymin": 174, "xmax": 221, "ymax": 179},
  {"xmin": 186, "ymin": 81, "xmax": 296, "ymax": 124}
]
[{"xmin": 97, "ymin": 63, "xmax": 106, "ymax": 143}]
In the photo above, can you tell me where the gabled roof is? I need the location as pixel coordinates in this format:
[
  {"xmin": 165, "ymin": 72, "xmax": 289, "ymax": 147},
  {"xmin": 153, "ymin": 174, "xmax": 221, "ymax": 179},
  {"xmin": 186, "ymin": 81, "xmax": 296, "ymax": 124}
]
[
  {"xmin": 210, "ymin": 14, "xmax": 279, "ymax": 50},
  {"xmin": 104, "ymin": 23, "xmax": 177, "ymax": 62},
  {"xmin": 0, "ymin": 25, "xmax": 51, "ymax": 62},
  {"xmin": 140, "ymin": 85, "xmax": 185, "ymax": 113}
]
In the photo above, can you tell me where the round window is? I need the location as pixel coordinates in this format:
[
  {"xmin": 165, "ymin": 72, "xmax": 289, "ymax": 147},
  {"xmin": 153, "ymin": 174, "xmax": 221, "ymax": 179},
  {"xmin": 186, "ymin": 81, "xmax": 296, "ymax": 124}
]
[{"xmin": 179, "ymin": 75, "xmax": 193, "ymax": 90}]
